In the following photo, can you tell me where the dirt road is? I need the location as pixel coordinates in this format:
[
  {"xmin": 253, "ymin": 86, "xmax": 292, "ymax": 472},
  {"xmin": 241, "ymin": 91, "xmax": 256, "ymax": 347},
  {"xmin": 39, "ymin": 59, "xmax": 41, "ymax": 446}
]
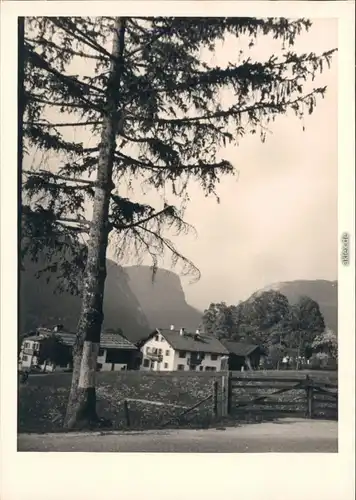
[{"xmin": 18, "ymin": 418, "xmax": 337, "ymax": 453}]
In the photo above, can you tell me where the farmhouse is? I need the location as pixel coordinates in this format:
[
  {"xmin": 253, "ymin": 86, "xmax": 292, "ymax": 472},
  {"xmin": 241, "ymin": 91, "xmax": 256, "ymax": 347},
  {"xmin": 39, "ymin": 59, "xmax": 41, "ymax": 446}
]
[
  {"xmin": 139, "ymin": 326, "xmax": 229, "ymax": 372},
  {"xmin": 19, "ymin": 326, "xmax": 140, "ymax": 372},
  {"xmin": 19, "ymin": 334, "xmax": 52, "ymax": 372},
  {"xmin": 220, "ymin": 340, "xmax": 264, "ymax": 371}
]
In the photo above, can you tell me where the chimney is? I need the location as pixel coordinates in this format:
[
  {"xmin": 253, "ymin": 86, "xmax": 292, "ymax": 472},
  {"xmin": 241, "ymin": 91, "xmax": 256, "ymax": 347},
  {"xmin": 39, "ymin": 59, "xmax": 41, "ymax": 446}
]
[
  {"xmin": 170, "ymin": 324, "xmax": 175, "ymax": 331},
  {"xmin": 179, "ymin": 327, "xmax": 185, "ymax": 336}
]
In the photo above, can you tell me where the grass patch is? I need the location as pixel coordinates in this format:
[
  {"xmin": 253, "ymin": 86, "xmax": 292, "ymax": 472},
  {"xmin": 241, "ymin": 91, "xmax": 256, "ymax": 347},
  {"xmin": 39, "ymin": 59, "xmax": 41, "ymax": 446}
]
[{"xmin": 18, "ymin": 370, "xmax": 337, "ymax": 433}]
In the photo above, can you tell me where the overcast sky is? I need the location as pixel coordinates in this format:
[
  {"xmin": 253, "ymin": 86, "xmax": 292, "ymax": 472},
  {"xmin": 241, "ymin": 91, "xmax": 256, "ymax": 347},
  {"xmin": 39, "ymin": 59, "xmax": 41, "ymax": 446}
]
[
  {"xmin": 25, "ymin": 18, "xmax": 338, "ymax": 310},
  {"xmin": 127, "ymin": 18, "xmax": 338, "ymax": 309},
  {"xmin": 161, "ymin": 18, "xmax": 338, "ymax": 308}
]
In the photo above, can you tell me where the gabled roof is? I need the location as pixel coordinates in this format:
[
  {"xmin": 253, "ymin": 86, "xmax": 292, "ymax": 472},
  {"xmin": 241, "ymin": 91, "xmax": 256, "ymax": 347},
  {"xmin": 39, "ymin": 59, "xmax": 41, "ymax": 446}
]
[
  {"xmin": 22, "ymin": 335, "xmax": 46, "ymax": 342},
  {"xmin": 143, "ymin": 329, "xmax": 229, "ymax": 355},
  {"xmin": 100, "ymin": 332, "xmax": 137, "ymax": 350},
  {"xmin": 220, "ymin": 340, "xmax": 261, "ymax": 357},
  {"xmin": 24, "ymin": 328, "xmax": 137, "ymax": 350}
]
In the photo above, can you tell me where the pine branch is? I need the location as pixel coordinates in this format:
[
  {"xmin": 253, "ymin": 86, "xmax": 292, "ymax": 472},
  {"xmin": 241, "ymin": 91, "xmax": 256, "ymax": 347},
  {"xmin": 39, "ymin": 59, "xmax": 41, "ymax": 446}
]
[
  {"xmin": 26, "ymin": 46, "xmax": 104, "ymax": 98},
  {"xmin": 128, "ymin": 89, "xmax": 324, "ymax": 126},
  {"xmin": 25, "ymin": 120, "xmax": 103, "ymax": 128},
  {"xmin": 50, "ymin": 18, "xmax": 114, "ymax": 61},
  {"xmin": 111, "ymin": 205, "xmax": 173, "ymax": 230},
  {"xmin": 114, "ymin": 151, "xmax": 233, "ymax": 173},
  {"xmin": 23, "ymin": 170, "xmax": 95, "ymax": 186}
]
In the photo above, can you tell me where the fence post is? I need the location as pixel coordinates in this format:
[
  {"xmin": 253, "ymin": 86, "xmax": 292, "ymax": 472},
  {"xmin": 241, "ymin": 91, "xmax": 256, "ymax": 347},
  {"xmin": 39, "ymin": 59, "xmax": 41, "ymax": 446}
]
[
  {"xmin": 305, "ymin": 375, "xmax": 314, "ymax": 419},
  {"xmin": 123, "ymin": 399, "xmax": 131, "ymax": 427},
  {"xmin": 227, "ymin": 371, "xmax": 232, "ymax": 415},
  {"xmin": 212, "ymin": 380, "xmax": 218, "ymax": 418},
  {"xmin": 222, "ymin": 373, "xmax": 230, "ymax": 417}
]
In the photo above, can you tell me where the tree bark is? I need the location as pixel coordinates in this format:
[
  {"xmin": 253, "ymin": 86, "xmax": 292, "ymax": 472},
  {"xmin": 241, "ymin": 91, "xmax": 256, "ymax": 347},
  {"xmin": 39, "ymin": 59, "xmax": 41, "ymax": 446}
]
[{"xmin": 64, "ymin": 18, "xmax": 126, "ymax": 429}]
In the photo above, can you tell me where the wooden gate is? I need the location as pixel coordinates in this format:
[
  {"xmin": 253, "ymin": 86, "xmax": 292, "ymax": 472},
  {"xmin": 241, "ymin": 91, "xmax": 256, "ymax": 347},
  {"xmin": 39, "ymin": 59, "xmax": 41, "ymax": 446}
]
[{"xmin": 220, "ymin": 372, "xmax": 338, "ymax": 421}]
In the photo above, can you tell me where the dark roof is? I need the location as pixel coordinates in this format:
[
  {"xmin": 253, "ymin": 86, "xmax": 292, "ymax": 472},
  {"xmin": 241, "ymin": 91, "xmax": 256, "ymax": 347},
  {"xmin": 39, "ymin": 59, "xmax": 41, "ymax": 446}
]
[
  {"xmin": 22, "ymin": 335, "xmax": 46, "ymax": 341},
  {"xmin": 148, "ymin": 329, "xmax": 229, "ymax": 355},
  {"xmin": 25, "ymin": 329, "xmax": 136, "ymax": 350},
  {"xmin": 220, "ymin": 340, "xmax": 260, "ymax": 357},
  {"xmin": 100, "ymin": 332, "xmax": 136, "ymax": 350}
]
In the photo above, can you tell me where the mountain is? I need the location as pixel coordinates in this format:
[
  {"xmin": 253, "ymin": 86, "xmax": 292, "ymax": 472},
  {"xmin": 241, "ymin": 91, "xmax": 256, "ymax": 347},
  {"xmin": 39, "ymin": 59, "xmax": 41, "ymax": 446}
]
[
  {"xmin": 259, "ymin": 280, "xmax": 338, "ymax": 332},
  {"xmin": 20, "ymin": 257, "xmax": 151, "ymax": 343},
  {"xmin": 124, "ymin": 266, "xmax": 203, "ymax": 331}
]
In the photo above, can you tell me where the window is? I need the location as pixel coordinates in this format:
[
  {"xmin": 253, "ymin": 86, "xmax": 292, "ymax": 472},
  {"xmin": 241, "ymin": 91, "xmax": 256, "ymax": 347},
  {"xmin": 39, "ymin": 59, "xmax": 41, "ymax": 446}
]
[
  {"xmin": 199, "ymin": 366, "xmax": 204, "ymax": 371},
  {"xmin": 158, "ymin": 348, "xmax": 162, "ymax": 355},
  {"xmin": 146, "ymin": 346, "xmax": 151, "ymax": 354},
  {"xmin": 24, "ymin": 342, "xmax": 30, "ymax": 349},
  {"xmin": 98, "ymin": 348, "xmax": 105, "ymax": 357},
  {"xmin": 177, "ymin": 364, "xmax": 185, "ymax": 371},
  {"xmin": 211, "ymin": 354, "xmax": 218, "ymax": 361},
  {"xmin": 205, "ymin": 366, "xmax": 217, "ymax": 372},
  {"xmin": 33, "ymin": 342, "xmax": 39, "ymax": 350},
  {"xmin": 164, "ymin": 363, "xmax": 168, "ymax": 369},
  {"xmin": 178, "ymin": 351, "xmax": 186, "ymax": 358},
  {"xmin": 22, "ymin": 355, "xmax": 28, "ymax": 361},
  {"xmin": 143, "ymin": 359, "xmax": 150, "ymax": 367},
  {"xmin": 151, "ymin": 361, "xmax": 156, "ymax": 369},
  {"xmin": 165, "ymin": 350, "xmax": 170, "ymax": 356},
  {"xmin": 155, "ymin": 335, "xmax": 159, "ymax": 341}
]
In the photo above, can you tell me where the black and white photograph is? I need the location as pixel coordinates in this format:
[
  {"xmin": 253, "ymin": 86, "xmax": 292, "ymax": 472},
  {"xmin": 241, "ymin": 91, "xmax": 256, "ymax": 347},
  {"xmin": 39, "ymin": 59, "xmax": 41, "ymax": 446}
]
[{"xmin": 0, "ymin": 1, "xmax": 355, "ymax": 499}]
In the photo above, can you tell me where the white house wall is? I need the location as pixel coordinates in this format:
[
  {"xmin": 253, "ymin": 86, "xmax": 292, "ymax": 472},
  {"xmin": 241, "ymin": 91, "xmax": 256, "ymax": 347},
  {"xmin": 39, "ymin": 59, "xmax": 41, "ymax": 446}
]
[
  {"xmin": 140, "ymin": 333, "xmax": 224, "ymax": 372},
  {"xmin": 19, "ymin": 339, "xmax": 39, "ymax": 369},
  {"xmin": 140, "ymin": 334, "xmax": 175, "ymax": 371},
  {"xmin": 172, "ymin": 351, "xmax": 223, "ymax": 371}
]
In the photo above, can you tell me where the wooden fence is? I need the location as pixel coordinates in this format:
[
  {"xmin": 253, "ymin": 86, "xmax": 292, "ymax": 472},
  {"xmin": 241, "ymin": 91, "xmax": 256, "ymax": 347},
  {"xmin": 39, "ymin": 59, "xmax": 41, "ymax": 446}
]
[
  {"xmin": 116, "ymin": 372, "xmax": 337, "ymax": 429},
  {"xmin": 219, "ymin": 372, "xmax": 338, "ymax": 421}
]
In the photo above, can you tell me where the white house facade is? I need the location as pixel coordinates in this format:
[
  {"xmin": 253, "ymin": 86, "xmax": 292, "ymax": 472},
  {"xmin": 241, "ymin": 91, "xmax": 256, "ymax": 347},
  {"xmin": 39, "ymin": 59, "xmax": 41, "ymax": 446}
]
[
  {"xmin": 140, "ymin": 327, "xmax": 229, "ymax": 372},
  {"xmin": 19, "ymin": 336, "xmax": 55, "ymax": 372}
]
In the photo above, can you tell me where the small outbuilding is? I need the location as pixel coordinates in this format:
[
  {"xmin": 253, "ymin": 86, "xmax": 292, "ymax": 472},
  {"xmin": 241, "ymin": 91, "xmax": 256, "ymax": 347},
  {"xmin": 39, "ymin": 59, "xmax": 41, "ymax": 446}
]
[{"xmin": 221, "ymin": 341, "xmax": 264, "ymax": 371}]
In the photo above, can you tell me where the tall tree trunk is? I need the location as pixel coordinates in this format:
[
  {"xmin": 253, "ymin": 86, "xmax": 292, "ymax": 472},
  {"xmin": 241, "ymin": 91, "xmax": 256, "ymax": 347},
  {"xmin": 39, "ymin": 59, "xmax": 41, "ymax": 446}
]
[{"xmin": 64, "ymin": 18, "xmax": 126, "ymax": 429}]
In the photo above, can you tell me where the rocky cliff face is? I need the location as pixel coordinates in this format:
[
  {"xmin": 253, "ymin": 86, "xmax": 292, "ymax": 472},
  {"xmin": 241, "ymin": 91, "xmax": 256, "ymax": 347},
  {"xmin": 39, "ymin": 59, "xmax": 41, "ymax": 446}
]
[
  {"xmin": 20, "ymin": 257, "xmax": 151, "ymax": 343},
  {"xmin": 124, "ymin": 266, "xmax": 203, "ymax": 331},
  {"xmin": 20, "ymin": 252, "xmax": 336, "ymax": 345},
  {"xmin": 259, "ymin": 280, "xmax": 338, "ymax": 332}
]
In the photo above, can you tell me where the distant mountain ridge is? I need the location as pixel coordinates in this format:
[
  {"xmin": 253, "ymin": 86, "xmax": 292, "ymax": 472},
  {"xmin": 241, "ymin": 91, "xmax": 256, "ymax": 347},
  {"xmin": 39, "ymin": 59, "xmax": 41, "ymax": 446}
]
[
  {"xmin": 259, "ymin": 279, "xmax": 338, "ymax": 332},
  {"xmin": 20, "ymin": 256, "xmax": 151, "ymax": 343},
  {"xmin": 123, "ymin": 265, "xmax": 203, "ymax": 331},
  {"xmin": 20, "ymin": 254, "xmax": 337, "ymax": 345}
]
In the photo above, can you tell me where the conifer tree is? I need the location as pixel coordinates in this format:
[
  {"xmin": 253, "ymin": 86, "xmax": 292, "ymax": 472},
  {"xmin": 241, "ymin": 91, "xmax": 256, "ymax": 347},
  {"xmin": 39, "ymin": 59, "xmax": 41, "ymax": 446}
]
[{"xmin": 21, "ymin": 16, "xmax": 335, "ymax": 427}]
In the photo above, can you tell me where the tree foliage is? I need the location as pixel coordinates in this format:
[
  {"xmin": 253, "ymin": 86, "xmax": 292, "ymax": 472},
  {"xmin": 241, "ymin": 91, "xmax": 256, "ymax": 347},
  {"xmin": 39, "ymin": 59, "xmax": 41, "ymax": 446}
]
[
  {"xmin": 202, "ymin": 290, "xmax": 291, "ymax": 344},
  {"xmin": 201, "ymin": 302, "xmax": 239, "ymax": 339},
  {"xmin": 285, "ymin": 296, "xmax": 325, "ymax": 357},
  {"xmin": 202, "ymin": 291, "xmax": 330, "ymax": 366},
  {"xmin": 21, "ymin": 16, "xmax": 336, "ymax": 291},
  {"xmin": 312, "ymin": 328, "xmax": 337, "ymax": 360}
]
